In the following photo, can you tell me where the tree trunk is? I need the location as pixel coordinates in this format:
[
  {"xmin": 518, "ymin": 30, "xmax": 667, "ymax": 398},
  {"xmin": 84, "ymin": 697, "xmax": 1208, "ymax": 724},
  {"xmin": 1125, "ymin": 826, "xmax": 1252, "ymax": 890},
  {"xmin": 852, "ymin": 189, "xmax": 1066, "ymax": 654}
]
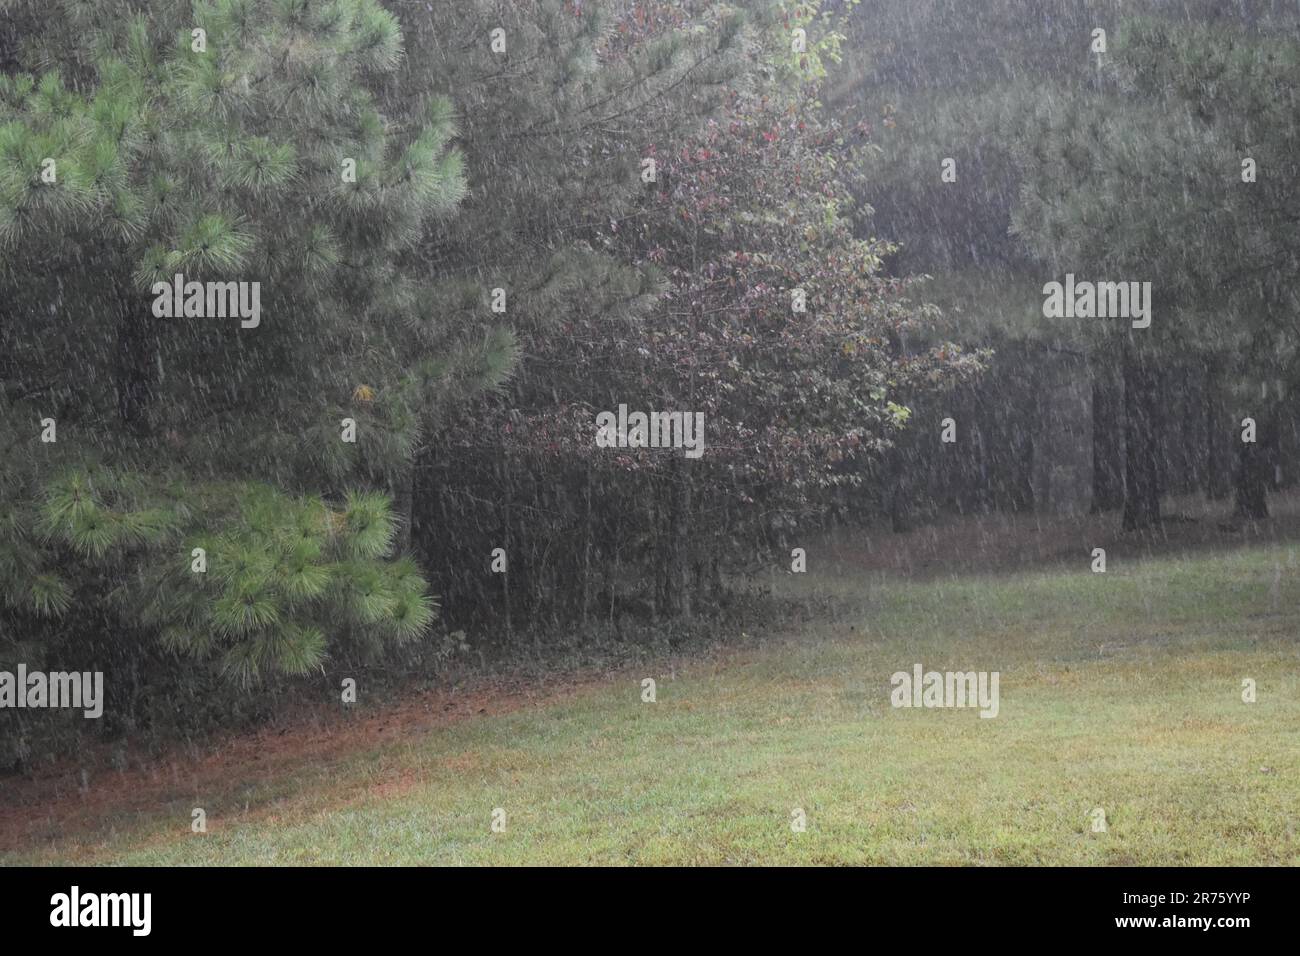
[
  {"xmin": 500, "ymin": 454, "xmax": 512, "ymax": 641},
  {"xmin": 652, "ymin": 483, "xmax": 670, "ymax": 620},
  {"xmin": 1151, "ymin": 364, "xmax": 1168, "ymax": 499},
  {"xmin": 1090, "ymin": 361, "xmax": 1124, "ymax": 512},
  {"xmin": 1122, "ymin": 348, "xmax": 1161, "ymax": 531},
  {"xmin": 392, "ymin": 464, "xmax": 415, "ymax": 553},
  {"xmin": 1234, "ymin": 417, "xmax": 1269, "ymax": 520},
  {"xmin": 1204, "ymin": 358, "xmax": 1230, "ymax": 499},
  {"xmin": 115, "ymin": 309, "xmax": 155, "ymax": 436},
  {"xmin": 971, "ymin": 421, "xmax": 991, "ymax": 513},
  {"xmin": 581, "ymin": 462, "xmax": 592, "ymax": 628},
  {"xmin": 889, "ymin": 442, "xmax": 912, "ymax": 533},
  {"xmin": 664, "ymin": 457, "xmax": 692, "ymax": 620},
  {"xmin": 1264, "ymin": 409, "xmax": 1282, "ymax": 492}
]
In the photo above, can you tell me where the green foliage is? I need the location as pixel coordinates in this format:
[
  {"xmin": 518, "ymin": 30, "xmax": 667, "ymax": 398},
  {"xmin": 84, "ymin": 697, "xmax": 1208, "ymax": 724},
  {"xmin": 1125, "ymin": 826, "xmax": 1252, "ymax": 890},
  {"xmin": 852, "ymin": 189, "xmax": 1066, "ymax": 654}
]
[
  {"xmin": 1006, "ymin": 16, "xmax": 1300, "ymax": 375},
  {"xmin": 0, "ymin": 1, "xmax": 508, "ymax": 737},
  {"xmin": 403, "ymin": 0, "xmax": 978, "ymax": 626},
  {"xmin": 9, "ymin": 537, "xmax": 1300, "ymax": 865},
  {"xmin": 0, "ymin": 0, "xmax": 985, "ymax": 763}
]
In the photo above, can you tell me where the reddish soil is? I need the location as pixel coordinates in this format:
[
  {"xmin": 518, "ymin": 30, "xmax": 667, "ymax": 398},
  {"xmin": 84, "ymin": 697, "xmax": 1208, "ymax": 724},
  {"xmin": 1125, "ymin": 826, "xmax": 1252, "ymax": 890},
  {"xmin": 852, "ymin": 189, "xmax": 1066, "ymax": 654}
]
[
  {"xmin": 4, "ymin": 492, "xmax": 1296, "ymax": 855},
  {"xmin": 0, "ymin": 669, "xmax": 619, "ymax": 854}
]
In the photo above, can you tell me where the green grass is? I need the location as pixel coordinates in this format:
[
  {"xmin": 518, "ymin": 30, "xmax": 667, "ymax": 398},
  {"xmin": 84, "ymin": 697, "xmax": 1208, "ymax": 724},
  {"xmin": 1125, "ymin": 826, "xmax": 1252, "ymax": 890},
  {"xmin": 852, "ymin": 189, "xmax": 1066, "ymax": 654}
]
[{"xmin": 7, "ymin": 541, "xmax": 1300, "ymax": 865}]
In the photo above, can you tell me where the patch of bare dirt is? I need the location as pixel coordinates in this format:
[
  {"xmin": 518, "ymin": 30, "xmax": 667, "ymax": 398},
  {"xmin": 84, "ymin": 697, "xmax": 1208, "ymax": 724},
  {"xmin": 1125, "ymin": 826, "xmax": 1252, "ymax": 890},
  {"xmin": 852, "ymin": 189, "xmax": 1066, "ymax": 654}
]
[
  {"xmin": 4, "ymin": 491, "xmax": 1297, "ymax": 855},
  {"xmin": 0, "ymin": 670, "xmax": 618, "ymax": 854}
]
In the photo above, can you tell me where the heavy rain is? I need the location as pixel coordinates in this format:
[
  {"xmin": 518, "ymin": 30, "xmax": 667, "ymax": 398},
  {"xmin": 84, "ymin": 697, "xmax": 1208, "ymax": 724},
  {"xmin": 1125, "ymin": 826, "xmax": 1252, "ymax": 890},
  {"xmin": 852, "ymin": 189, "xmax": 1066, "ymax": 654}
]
[{"xmin": 0, "ymin": 0, "xmax": 1296, "ymax": 926}]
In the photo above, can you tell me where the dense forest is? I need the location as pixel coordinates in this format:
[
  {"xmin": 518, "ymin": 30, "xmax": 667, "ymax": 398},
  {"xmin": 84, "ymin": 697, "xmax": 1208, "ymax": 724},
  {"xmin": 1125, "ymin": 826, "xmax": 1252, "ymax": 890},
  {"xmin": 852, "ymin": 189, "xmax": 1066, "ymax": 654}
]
[{"xmin": 1, "ymin": 0, "xmax": 1297, "ymax": 768}]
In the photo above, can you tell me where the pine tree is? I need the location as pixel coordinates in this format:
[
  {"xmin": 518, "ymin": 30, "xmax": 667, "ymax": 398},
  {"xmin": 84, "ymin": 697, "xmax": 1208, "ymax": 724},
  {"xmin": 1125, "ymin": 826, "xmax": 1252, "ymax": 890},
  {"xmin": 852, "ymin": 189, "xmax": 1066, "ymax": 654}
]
[
  {"xmin": 381, "ymin": 0, "xmax": 770, "ymax": 625},
  {"xmin": 1009, "ymin": 15, "xmax": 1300, "ymax": 526},
  {"xmin": 387, "ymin": 0, "xmax": 977, "ymax": 625},
  {"xmin": 1116, "ymin": 17, "xmax": 1300, "ymax": 519},
  {"xmin": 0, "ymin": 0, "xmax": 510, "ymax": 756},
  {"xmin": 833, "ymin": 1, "xmax": 1300, "ymax": 526}
]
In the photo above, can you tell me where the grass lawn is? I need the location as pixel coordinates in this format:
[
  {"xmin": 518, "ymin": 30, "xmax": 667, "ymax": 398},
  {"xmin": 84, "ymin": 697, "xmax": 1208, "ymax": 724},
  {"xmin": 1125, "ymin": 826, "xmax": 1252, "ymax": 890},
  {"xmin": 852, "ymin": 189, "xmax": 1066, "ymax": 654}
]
[{"xmin": 4, "ymin": 530, "xmax": 1299, "ymax": 865}]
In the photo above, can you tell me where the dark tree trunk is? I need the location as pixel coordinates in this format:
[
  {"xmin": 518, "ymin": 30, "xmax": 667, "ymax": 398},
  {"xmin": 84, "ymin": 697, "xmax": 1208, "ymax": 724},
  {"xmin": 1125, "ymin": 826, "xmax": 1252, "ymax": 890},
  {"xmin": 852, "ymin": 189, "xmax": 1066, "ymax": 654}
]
[
  {"xmin": 0, "ymin": 308, "xmax": 15, "ymax": 402},
  {"xmin": 651, "ymin": 488, "xmax": 665, "ymax": 619},
  {"xmin": 581, "ymin": 462, "xmax": 592, "ymax": 628},
  {"xmin": 1264, "ymin": 410, "xmax": 1282, "ymax": 491},
  {"xmin": 1122, "ymin": 348, "xmax": 1161, "ymax": 531},
  {"xmin": 115, "ymin": 310, "xmax": 155, "ymax": 436},
  {"xmin": 500, "ymin": 453, "xmax": 512, "ymax": 640},
  {"xmin": 1151, "ymin": 365, "xmax": 1168, "ymax": 499},
  {"xmin": 409, "ymin": 446, "xmax": 437, "ymax": 573},
  {"xmin": 1008, "ymin": 370, "xmax": 1036, "ymax": 513},
  {"xmin": 664, "ymin": 457, "xmax": 692, "ymax": 620},
  {"xmin": 971, "ymin": 422, "xmax": 991, "ymax": 513},
  {"xmin": 1160, "ymin": 361, "xmax": 1192, "ymax": 496},
  {"xmin": 1234, "ymin": 418, "xmax": 1269, "ymax": 520},
  {"xmin": 392, "ymin": 465, "xmax": 415, "ymax": 553},
  {"xmin": 1204, "ymin": 358, "xmax": 1230, "ymax": 499},
  {"xmin": 1090, "ymin": 361, "xmax": 1124, "ymax": 512}
]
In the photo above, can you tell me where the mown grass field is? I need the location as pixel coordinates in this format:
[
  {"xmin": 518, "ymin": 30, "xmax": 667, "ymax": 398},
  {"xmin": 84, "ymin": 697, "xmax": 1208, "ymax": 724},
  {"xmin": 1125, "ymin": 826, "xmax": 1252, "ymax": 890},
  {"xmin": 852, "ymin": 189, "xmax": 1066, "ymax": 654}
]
[{"xmin": 4, "ymin": 528, "xmax": 1299, "ymax": 865}]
